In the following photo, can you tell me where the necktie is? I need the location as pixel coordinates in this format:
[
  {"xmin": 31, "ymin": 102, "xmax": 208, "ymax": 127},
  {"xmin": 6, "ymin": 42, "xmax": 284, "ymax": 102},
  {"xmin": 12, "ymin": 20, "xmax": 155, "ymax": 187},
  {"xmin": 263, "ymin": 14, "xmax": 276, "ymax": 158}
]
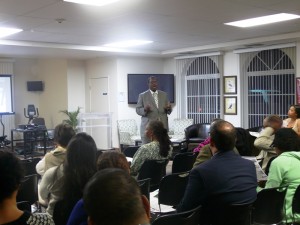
[{"xmin": 153, "ymin": 92, "xmax": 158, "ymax": 108}]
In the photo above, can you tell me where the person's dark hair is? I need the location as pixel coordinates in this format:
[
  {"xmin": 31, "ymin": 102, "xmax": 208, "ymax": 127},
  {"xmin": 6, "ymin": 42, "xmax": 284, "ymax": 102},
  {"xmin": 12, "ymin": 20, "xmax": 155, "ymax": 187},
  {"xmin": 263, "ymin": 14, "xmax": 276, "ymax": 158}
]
[
  {"xmin": 148, "ymin": 120, "xmax": 171, "ymax": 157},
  {"xmin": 272, "ymin": 128, "xmax": 300, "ymax": 152},
  {"xmin": 83, "ymin": 168, "xmax": 145, "ymax": 225},
  {"xmin": 0, "ymin": 150, "xmax": 24, "ymax": 202},
  {"xmin": 54, "ymin": 123, "xmax": 75, "ymax": 148},
  {"xmin": 210, "ymin": 120, "xmax": 236, "ymax": 151},
  {"xmin": 291, "ymin": 105, "xmax": 300, "ymax": 119},
  {"xmin": 97, "ymin": 151, "xmax": 130, "ymax": 172},
  {"xmin": 62, "ymin": 132, "xmax": 97, "ymax": 205}
]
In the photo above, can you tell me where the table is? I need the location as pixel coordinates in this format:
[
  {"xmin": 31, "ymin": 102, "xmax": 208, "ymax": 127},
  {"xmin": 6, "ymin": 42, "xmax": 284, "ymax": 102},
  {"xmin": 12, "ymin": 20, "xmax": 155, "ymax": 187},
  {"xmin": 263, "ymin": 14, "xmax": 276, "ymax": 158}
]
[
  {"xmin": 170, "ymin": 138, "xmax": 187, "ymax": 152},
  {"xmin": 11, "ymin": 128, "xmax": 47, "ymax": 158}
]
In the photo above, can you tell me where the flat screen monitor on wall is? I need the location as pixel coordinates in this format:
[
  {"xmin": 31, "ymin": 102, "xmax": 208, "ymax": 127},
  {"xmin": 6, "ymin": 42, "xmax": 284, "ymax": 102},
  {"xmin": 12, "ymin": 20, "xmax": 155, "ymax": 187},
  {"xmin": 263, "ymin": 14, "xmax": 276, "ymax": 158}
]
[
  {"xmin": 127, "ymin": 74, "xmax": 175, "ymax": 104},
  {"xmin": 0, "ymin": 75, "xmax": 14, "ymax": 114},
  {"xmin": 27, "ymin": 81, "xmax": 44, "ymax": 91}
]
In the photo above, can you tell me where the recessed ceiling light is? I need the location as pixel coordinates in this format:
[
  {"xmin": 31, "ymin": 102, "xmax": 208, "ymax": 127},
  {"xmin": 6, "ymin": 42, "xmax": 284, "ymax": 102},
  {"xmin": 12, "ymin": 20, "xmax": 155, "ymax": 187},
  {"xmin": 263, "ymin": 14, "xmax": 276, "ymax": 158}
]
[
  {"xmin": 0, "ymin": 27, "xmax": 23, "ymax": 38},
  {"xmin": 103, "ymin": 40, "xmax": 153, "ymax": 48},
  {"xmin": 225, "ymin": 13, "xmax": 300, "ymax": 28},
  {"xmin": 63, "ymin": 0, "xmax": 120, "ymax": 6}
]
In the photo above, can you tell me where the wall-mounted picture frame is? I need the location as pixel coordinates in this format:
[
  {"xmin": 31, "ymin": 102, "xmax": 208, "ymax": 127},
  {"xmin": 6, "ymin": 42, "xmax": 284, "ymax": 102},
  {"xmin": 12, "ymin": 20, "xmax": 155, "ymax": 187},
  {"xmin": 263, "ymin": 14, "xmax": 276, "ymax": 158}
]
[
  {"xmin": 224, "ymin": 96, "xmax": 237, "ymax": 115},
  {"xmin": 296, "ymin": 78, "xmax": 300, "ymax": 105},
  {"xmin": 224, "ymin": 76, "xmax": 237, "ymax": 94}
]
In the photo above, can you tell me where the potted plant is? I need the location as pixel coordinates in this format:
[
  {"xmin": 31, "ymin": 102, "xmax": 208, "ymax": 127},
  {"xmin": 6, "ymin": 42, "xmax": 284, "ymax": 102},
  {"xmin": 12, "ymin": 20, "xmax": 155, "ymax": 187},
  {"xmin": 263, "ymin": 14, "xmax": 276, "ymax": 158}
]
[{"xmin": 60, "ymin": 107, "xmax": 81, "ymax": 130}]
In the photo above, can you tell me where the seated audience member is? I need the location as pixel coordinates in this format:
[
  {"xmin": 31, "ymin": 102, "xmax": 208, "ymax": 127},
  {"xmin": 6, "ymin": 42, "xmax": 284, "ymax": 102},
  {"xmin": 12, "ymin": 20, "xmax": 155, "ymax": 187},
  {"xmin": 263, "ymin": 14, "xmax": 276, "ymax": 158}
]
[
  {"xmin": 83, "ymin": 168, "xmax": 151, "ymax": 225},
  {"xmin": 193, "ymin": 144, "xmax": 239, "ymax": 167},
  {"xmin": 177, "ymin": 120, "xmax": 257, "ymax": 225},
  {"xmin": 193, "ymin": 118, "xmax": 223, "ymax": 153},
  {"xmin": 193, "ymin": 119, "xmax": 239, "ymax": 167},
  {"xmin": 131, "ymin": 120, "xmax": 172, "ymax": 176},
  {"xmin": 67, "ymin": 151, "xmax": 130, "ymax": 225},
  {"xmin": 283, "ymin": 104, "xmax": 300, "ymax": 135},
  {"xmin": 39, "ymin": 132, "xmax": 97, "ymax": 219},
  {"xmin": 254, "ymin": 115, "xmax": 282, "ymax": 171},
  {"xmin": 0, "ymin": 150, "xmax": 54, "ymax": 225},
  {"xmin": 36, "ymin": 123, "xmax": 75, "ymax": 175},
  {"xmin": 260, "ymin": 128, "xmax": 300, "ymax": 223}
]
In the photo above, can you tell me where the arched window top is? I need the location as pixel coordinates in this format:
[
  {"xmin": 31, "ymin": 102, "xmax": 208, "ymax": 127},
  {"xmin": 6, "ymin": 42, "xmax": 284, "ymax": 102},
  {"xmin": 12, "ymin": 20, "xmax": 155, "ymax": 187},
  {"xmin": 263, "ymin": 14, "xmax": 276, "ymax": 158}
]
[
  {"xmin": 187, "ymin": 57, "xmax": 219, "ymax": 75},
  {"xmin": 247, "ymin": 49, "xmax": 294, "ymax": 72}
]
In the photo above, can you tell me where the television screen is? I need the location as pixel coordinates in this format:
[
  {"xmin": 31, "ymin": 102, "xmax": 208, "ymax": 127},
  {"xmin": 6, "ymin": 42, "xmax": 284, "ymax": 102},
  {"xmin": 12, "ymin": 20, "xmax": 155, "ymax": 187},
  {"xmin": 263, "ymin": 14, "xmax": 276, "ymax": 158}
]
[
  {"xmin": 127, "ymin": 74, "xmax": 175, "ymax": 104},
  {"xmin": 27, "ymin": 81, "xmax": 44, "ymax": 91}
]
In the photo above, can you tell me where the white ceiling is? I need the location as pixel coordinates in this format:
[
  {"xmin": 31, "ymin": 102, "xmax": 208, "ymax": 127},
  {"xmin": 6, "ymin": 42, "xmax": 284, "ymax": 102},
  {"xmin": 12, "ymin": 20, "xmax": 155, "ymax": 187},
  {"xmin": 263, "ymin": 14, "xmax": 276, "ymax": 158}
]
[{"xmin": 0, "ymin": 0, "xmax": 300, "ymax": 59}]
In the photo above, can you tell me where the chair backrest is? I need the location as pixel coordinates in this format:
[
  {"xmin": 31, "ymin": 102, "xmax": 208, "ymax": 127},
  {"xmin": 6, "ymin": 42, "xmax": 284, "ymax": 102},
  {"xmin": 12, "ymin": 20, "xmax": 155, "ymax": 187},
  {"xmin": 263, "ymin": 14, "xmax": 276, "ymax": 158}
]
[
  {"xmin": 137, "ymin": 159, "xmax": 168, "ymax": 192},
  {"xmin": 235, "ymin": 127, "xmax": 253, "ymax": 156},
  {"xmin": 158, "ymin": 172, "xmax": 189, "ymax": 207},
  {"xmin": 172, "ymin": 119, "xmax": 194, "ymax": 135},
  {"xmin": 152, "ymin": 205, "xmax": 202, "ymax": 225},
  {"xmin": 292, "ymin": 184, "xmax": 300, "ymax": 216},
  {"xmin": 137, "ymin": 178, "xmax": 151, "ymax": 201},
  {"xmin": 123, "ymin": 146, "xmax": 139, "ymax": 157},
  {"xmin": 185, "ymin": 123, "xmax": 210, "ymax": 140},
  {"xmin": 117, "ymin": 119, "xmax": 138, "ymax": 136},
  {"xmin": 209, "ymin": 203, "xmax": 252, "ymax": 225},
  {"xmin": 20, "ymin": 157, "xmax": 40, "ymax": 176},
  {"xmin": 184, "ymin": 124, "xmax": 199, "ymax": 139},
  {"xmin": 197, "ymin": 123, "xmax": 211, "ymax": 139},
  {"xmin": 172, "ymin": 152, "xmax": 197, "ymax": 173},
  {"xmin": 252, "ymin": 186, "xmax": 288, "ymax": 224},
  {"xmin": 16, "ymin": 174, "xmax": 38, "ymax": 205}
]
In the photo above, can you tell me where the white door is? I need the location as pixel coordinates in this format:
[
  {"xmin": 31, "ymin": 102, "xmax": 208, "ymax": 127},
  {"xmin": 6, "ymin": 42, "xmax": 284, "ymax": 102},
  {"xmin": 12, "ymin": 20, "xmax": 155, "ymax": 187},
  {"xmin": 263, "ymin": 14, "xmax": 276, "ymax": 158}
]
[
  {"xmin": 90, "ymin": 77, "xmax": 109, "ymax": 113},
  {"xmin": 88, "ymin": 77, "xmax": 111, "ymax": 149}
]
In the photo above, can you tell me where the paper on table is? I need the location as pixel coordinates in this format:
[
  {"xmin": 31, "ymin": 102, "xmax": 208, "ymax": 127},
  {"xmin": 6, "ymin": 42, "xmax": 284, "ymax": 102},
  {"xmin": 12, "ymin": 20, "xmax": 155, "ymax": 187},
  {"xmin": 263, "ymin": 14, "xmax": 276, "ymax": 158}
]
[
  {"xmin": 242, "ymin": 156, "xmax": 268, "ymax": 181},
  {"xmin": 126, "ymin": 157, "xmax": 133, "ymax": 162},
  {"xmin": 150, "ymin": 190, "xmax": 175, "ymax": 213},
  {"xmin": 249, "ymin": 131, "xmax": 260, "ymax": 138}
]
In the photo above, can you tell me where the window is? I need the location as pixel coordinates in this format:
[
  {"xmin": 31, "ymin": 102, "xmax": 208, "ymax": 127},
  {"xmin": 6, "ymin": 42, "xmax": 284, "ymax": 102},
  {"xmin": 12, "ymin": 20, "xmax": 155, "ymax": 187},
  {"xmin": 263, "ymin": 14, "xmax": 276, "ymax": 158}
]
[
  {"xmin": 240, "ymin": 48, "xmax": 295, "ymax": 128},
  {"xmin": 176, "ymin": 55, "xmax": 222, "ymax": 123}
]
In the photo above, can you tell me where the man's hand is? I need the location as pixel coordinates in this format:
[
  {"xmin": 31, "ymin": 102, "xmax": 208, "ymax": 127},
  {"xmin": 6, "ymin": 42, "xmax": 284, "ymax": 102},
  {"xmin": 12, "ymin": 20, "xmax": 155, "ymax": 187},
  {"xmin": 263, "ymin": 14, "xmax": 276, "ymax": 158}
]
[
  {"xmin": 144, "ymin": 104, "xmax": 151, "ymax": 113},
  {"xmin": 164, "ymin": 102, "xmax": 172, "ymax": 112}
]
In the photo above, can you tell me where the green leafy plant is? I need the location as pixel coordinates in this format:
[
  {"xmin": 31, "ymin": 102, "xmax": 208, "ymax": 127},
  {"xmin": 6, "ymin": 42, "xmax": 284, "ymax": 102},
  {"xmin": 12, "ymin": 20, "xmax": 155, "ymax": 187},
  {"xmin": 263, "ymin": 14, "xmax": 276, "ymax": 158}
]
[{"xmin": 60, "ymin": 107, "xmax": 81, "ymax": 130}]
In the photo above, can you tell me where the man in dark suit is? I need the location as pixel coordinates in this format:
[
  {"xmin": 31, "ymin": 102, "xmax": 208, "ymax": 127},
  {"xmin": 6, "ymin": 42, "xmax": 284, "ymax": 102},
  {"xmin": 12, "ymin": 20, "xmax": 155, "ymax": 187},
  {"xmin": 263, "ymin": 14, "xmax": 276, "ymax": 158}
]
[
  {"xmin": 136, "ymin": 76, "xmax": 172, "ymax": 144},
  {"xmin": 177, "ymin": 120, "xmax": 257, "ymax": 224}
]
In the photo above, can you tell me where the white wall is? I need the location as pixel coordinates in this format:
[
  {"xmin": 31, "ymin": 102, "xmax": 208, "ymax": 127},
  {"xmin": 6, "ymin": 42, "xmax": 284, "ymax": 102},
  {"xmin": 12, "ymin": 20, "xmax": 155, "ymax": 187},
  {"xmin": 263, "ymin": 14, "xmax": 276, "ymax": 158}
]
[
  {"xmin": 37, "ymin": 59, "xmax": 68, "ymax": 129},
  {"xmin": 14, "ymin": 58, "xmax": 69, "ymax": 129},
  {"xmin": 67, "ymin": 60, "xmax": 86, "ymax": 112},
  {"xmin": 14, "ymin": 58, "xmax": 40, "ymax": 125},
  {"xmin": 223, "ymin": 52, "xmax": 241, "ymax": 127}
]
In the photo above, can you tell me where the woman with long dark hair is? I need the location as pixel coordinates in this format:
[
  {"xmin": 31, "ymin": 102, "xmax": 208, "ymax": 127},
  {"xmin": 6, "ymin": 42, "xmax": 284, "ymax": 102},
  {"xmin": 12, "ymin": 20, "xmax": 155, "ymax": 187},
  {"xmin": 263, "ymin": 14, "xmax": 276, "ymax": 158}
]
[
  {"xmin": 131, "ymin": 120, "xmax": 172, "ymax": 176},
  {"xmin": 39, "ymin": 132, "xmax": 97, "ymax": 221}
]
